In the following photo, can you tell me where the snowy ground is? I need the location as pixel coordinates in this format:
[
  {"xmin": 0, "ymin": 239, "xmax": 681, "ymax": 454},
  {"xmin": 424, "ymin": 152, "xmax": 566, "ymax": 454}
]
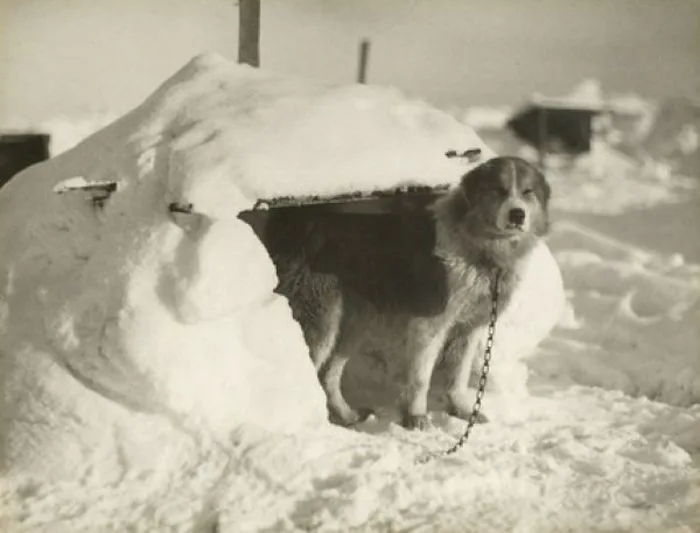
[{"xmin": 1, "ymin": 55, "xmax": 699, "ymax": 532}]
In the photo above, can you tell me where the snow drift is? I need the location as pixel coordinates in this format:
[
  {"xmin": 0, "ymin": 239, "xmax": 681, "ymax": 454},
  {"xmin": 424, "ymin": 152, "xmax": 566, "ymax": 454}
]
[{"xmin": 540, "ymin": 220, "xmax": 700, "ymax": 406}]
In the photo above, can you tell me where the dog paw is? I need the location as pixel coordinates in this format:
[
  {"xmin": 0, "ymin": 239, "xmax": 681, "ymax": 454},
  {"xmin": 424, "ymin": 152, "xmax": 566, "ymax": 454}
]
[
  {"xmin": 402, "ymin": 413, "xmax": 430, "ymax": 430},
  {"xmin": 447, "ymin": 405, "xmax": 489, "ymax": 424},
  {"xmin": 329, "ymin": 407, "xmax": 374, "ymax": 427},
  {"xmin": 355, "ymin": 407, "xmax": 375, "ymax": 423}
]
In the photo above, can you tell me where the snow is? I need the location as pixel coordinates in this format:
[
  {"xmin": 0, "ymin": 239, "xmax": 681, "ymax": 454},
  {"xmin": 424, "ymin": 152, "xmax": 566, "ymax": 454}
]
[
  {"xmin": 1, "ymin": 53, "xmax": 699, "ymax": 532},
  {"xmin": 0, "ymin": 54, "xmax": 346, "ymax": 478},
  {"xmin": 542, "ymin": 221, "xmax": 700, "ymax": 407},
  {"xmin": 544, "ymin": 143, "xmax": 698, "ymax": 215},
  {"xmin": 462, "ymin": 105, "xmax": 513, "ymax": 130},
  {"xmin": 607, "ymin": 92, "xmax": 656, "ymax": 117},
  {"xmin": 1, "ymin": 113, "xmax": 117, "ymax": 157},
  {"xmin": 463, "ymin": 82, "xmax": 697, "ymax": 215},
  {"xmin": 532, "ymin": 78, "xmax": 605, "ymax": 110}
]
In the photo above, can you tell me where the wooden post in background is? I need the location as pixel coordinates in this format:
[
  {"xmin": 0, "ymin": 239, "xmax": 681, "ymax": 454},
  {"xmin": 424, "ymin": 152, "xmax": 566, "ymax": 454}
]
[
  {"xmin": 537, "ymin": 105, "xmax": 548, "ymax": 170},
  {"xmin": 238, "ymin": 0, "xmax": 261, "ymax": 67},
  {"xmin": 357, "ymin": 39, "xmax": 371, "ymax": 83}
]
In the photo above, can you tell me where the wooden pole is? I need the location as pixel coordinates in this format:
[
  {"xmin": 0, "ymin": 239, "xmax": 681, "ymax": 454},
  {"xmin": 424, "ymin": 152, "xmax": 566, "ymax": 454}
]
[
  {"xmin": 238, "ymin": 0, "xmax": 260, "ymax": 67},
  {"xmin": 537, "ymin": 105, "xmax": 548, "ymax": 170},
  {"xmin": 357, "ymin": 39, "xmax": 370, "ymax": 83}
]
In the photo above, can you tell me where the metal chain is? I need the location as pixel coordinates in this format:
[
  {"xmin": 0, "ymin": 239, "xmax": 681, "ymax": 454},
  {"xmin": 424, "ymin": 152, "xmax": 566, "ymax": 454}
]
[{"xmin": 416, "ymin": 270, "xmax": 501, "ymax": 464}]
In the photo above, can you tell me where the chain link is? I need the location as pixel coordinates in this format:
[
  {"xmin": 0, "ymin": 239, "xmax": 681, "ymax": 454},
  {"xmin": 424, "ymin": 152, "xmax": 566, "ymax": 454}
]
[{"xmin": 416, "ymin": 270, "xmax": 501, "ymax": 464}]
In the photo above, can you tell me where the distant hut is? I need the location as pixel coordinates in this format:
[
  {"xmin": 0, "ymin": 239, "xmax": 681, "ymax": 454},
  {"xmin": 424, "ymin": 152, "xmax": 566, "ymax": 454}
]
[
  {"xmin": 507, "ymin": 81, "xmax": 605, "ymax": 165},
  {"xmin": 0, "ymin": 133, "xmax": 51, "ymax": 189}
]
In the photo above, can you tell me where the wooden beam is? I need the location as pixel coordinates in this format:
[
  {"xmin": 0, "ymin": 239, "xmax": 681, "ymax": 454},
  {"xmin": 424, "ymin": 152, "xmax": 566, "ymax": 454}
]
[
  {"xmin": 238, "ymin": 0, "xmax": 261, "ymax": 67},
  {"xmin": 252, "ymin": 184, "xmax": 452, "ymax": 214}
]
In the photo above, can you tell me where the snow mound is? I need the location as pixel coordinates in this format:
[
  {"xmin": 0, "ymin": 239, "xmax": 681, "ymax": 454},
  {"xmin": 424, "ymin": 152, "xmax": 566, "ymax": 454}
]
[{"xmin": 0, "ymin": 53, "xmax": 504, "ymax": 480}]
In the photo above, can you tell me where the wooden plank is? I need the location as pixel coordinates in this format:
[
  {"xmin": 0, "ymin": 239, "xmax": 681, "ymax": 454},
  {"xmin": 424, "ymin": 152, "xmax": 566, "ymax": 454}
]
[{"xmin": 252, "ymin": 184, "xmax": 452, "ymax": 214}]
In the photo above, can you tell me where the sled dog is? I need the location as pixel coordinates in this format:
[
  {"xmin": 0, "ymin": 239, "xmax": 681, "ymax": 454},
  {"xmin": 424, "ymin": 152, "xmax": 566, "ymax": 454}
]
[{"xmin": 264, "ymin": 156, "xmax": 551, "ymax": 429}]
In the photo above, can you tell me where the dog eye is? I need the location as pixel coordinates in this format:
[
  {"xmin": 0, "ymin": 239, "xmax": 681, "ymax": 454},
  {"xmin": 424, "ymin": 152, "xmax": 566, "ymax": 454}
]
[{"xmin": 522, "ymin": 188, "xmax": 535, "ymax": 197}]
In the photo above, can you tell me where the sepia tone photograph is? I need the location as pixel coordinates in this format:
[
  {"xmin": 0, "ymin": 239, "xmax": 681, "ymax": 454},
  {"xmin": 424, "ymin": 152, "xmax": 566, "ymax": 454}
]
[{"xmin": 1, "ymin": 1, "xmax": 699, "ymax": 531}]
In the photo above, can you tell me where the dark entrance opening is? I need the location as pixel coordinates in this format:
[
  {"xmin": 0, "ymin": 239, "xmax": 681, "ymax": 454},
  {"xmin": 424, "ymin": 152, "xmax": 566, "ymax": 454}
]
[{"xmin": 0, "ymin": 133, "xmax": 51, "ymax": 189}]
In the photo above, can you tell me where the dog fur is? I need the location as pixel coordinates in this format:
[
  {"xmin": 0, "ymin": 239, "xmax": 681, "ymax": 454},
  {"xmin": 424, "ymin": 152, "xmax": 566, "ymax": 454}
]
[{"xmin": 261, "ymin": 156, "xmax": 551, "ymax": 429}]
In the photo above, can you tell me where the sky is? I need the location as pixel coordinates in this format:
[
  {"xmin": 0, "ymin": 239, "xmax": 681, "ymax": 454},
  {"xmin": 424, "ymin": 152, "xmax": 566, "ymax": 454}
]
[{"xmin": 1, "ymin": 0, "xmax": 699, "ymax": 123}]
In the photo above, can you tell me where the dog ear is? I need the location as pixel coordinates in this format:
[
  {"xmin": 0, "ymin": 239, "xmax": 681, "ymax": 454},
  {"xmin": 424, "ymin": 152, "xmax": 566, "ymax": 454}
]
[
  {"xmin": 445, "ymin": 161, "xmax": 490, "ymax": 221},
  {"xmin": 535, "ymin": 168, "xmax": 551, "ymax": 207},
  {"xmin": 541, "ymin": 178, "xmax": 551, "ymax": 207},
  {"xmin": 459, "ymin": 160, "xmax": 492, "ymax": 208},
  {"xmin": 526, "ymin": 165, "xmax": 551, "ymax": 234}
]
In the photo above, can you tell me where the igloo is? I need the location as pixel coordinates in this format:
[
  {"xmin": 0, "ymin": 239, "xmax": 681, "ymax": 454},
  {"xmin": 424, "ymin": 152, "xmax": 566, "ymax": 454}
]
[{"xmin": 0, "ymin": 53, "xmax": 564, "ymax": 480}]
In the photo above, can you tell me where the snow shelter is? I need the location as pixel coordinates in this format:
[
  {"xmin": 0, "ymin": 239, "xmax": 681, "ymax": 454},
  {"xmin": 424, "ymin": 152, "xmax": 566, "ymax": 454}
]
[
  {"xmin": 0, "ymin": 52, "xmax": 498, "ymax": 454},
  {"xmin": 0, "ymin": 54, "xmax": 564, "ymax": 485},
  {"xmin": 507, "ymin": 97, "xmax": 603, "ymax": 157},
  {"xmin": 0, "ymin": 133, "xmax": 50, "ymax": 189}
]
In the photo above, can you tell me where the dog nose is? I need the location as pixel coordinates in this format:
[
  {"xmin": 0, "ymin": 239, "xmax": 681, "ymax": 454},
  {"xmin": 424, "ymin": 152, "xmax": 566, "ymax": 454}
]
[{"xmin": 508, "ymin": 208, "xmax": 526, "ymax": 225}]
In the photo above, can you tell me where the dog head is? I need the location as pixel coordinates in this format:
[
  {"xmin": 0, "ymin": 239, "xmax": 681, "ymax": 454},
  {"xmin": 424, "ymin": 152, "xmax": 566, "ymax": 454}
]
[{"xmin": 457, "ymin": 156, "xmax": 550, "ymax": 240}]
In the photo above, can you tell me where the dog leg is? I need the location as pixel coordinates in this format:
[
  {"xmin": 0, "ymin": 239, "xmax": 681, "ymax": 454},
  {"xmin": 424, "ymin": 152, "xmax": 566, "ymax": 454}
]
[
  {"xmin": 444, "ymin": 324, "xmax": 489, "ymax": 423},
  {"xmin": 309, "ymin": 299, "xmax": 372, "ymax": 426},
  {"xmin": 278, "ymin": 262, "xmax": 342, "ymax": 372},
  {"xmin": 305, "ymin": 292, "xmax": 343, "ymax": 372},
  {"xmin": 400, "ymin": 320, "xmax": 452, "ymax": 430},
  {"xmin": 319, "ymin": 350, "xmax": 372, "ymax": 426}
]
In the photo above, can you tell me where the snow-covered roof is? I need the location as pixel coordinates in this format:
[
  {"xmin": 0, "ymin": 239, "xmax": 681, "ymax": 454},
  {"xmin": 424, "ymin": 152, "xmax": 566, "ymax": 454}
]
[
  {"xmin": 528, "ymin": 98, "xmax": 604, "ymax": 112},
  {"xmin": 96, "ymin": 53, "xmax": 490, "ymax": 217},
  {"xmin": 529, "ymin": 79, "xmax": 605, "ymax": 112}
]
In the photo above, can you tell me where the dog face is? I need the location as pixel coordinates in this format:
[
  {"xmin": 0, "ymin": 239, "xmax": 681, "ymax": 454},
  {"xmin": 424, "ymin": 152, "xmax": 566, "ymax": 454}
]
[{"xmin": 458, "ymin": 156, "xmax": 550, "ymax": 239}]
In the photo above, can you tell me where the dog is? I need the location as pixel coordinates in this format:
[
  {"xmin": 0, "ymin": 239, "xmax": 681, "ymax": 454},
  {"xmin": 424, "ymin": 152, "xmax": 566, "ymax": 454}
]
[{"xmin": 261, "ymin": 156, "xmax": 551, "ymax": 429}]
